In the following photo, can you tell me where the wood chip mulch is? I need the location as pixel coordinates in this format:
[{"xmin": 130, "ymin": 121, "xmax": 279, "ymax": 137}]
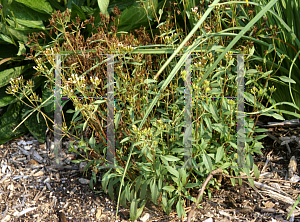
[{"xmin": 1, "ymin": 118, "xmax": 300, "ymax": 222}]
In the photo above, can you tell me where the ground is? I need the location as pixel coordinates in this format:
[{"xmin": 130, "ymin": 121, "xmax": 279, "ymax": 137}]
[{"xmin": 1, "ymin": 118, "xmax": 300, "ymax": 221}]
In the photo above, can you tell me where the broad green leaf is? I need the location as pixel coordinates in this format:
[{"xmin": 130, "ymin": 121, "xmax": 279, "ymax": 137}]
[
  {"xmin": 97, "ymin": 0, "xmax": 109, "ymax": 17},
  {"xmin": 71, "ymin": 2, "xmax": 86, "ymax": 20},
  {"xmin": 15, "ymin": 0, "xmax": 54, "ymax": 14},
  {"xmin": 117, "ymin": 0, "xmax": 158, "ymax": 32},
  {"xmin": 0, "ymin": 64, "xmax": 31, "ymax": 88},
  {"xmin": 101, "ymin": 170, "xmax": 116, "ymax": 193},
  {"xmin": 120, "ymin": 190, "xmax": 128, "ymax": 208},
  {"xmin": 42, "ymin": 85, "xmax": 54, "ymax": 114},
  {"xmin": 9, "ymin": 1, "xmax": 46, "ymax": 30},
  {"xmin": 209, "ymin": 102, "xmax": 219, "ymax": 122},
  {"xmin": 24, "ymin": 108, "xmax": 47, "ymax": 143},
  {"xmin": 135, "ymin": 176, "xmax": 143, "ymax": 191},
  {"xmin": 136, "ymin": 199, "xmax": 147, "ymax": 220},
  {"xmin": 140, "ymin": 180, "xmax": 148, "ymax": 199},
  {"xmin": 0, "ymin": 101, "xmax": 28, "ymax": 144}
]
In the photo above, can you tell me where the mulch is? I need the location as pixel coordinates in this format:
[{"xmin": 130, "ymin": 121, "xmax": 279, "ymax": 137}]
[{"xmin": 1, "ymin": 117, "xmax": 300, "ymax": 221}]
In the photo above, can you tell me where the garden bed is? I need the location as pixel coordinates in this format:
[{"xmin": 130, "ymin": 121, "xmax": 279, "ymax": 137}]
[{"xmin": 1, "ymin": 117, "xmax": 300, "ymax": 222}]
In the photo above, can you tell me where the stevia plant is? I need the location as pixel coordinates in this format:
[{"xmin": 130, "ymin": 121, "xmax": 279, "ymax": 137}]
[{"xmin": 7, "ymin": 1, "xmax": 300, "ymax": 221}]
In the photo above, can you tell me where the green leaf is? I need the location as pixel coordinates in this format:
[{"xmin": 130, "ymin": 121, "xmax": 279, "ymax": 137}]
[
  {"xmin": 162, "ymin": 185, "xmax": 175, "ymax": 192},
  {"xmin": 0, "ymin": 101, "xmax": 28, "ymax": 144},
  {"xmin": 144, "ymin": 79, "xmax": 157, "ymax": 84},
  {"xmin": 15, "ymin": 0, "xmax": 54, "ymax": 14},
  {"xmin": 216, "ymin": 146, "xmax": 224, "ymax": 163},
  {"xmin": 0, "ymin": 64, "xmax": 31, "ymax": 88},
  {"xmin": 117, "ymin": 0, "xmax": 158, "ymax": 32},
  {"xmin": 203, "ymin": 152, "xmax": 212, "ymax": 173},
  {"xmin": 209, "ymin": 102, "xmax": 219, "ymax": 122},
  {"xmin": 176, "ymin": 198, "xmax": 186, "ymax": 219},
  {"xmin": 253, "ymin": 164, "xmax": 260, "ymax": 179},
  {"xmin": 137, "ymin": 199, "xmax": 147, "ymax": 220},
  {"xmin": 97, "ymin": 0, "xmax": 109, "ymax": 17},
  {"xmin": 9, "ymin": 1, "xmax": 48, "ymax": 29},
  {"xmin": 287, "ymin": 193, "xmax": 300, "ymax": 219},
  {"xmin": 135, "ymin": 176, "xmax": 143, "ymax": 191},
  {"xmin": 140, "ymin": 180, "xmax": 148, "ymax": 199},
  {"xmin": 260, "ymin": 112, "xmax": 284, "ymax": 121},
  {"xmin": 120, "ymin": 190, "xmax": 128, "ymax": 208},
  {"xmin": 0, "ymin": 34, "xmax": 14, "ymax": 44},
  {"xmin": 42, "ymin": 85, "xmax": 54, "ymax": 114},
  {"xmin": 150, "ymin": 179, "xmax": 159, "ymax": 204},
  {"xmin": 161, "ymin": 155, "xmax": 180, "ymax": 162},
  {"xmin": 71, "ymin": 2, "xmax": 86, "ymax": 20},
  {"xmin": 120, "ymin": 137, "xmax": 130, "ymax": 144},
  {"xmin": 115, "ymin": 110, "xmax": 122, "ymax": 129},
  {"xmin": 166, "ymin": 166, "xmax": 179, "ymax": 178},
  {"xmin": 17, "ymin": 41, "xmax": 26, "ymax": 56},
  {"xmin": 101, "ymin": 169, "xmax": 115, "ymax": 193},
  {"xmin": 24, "ymin": 108, "xmax": 47, "ymax": 143},
  {"xmin": 93, "ymin": 100, "xmax": 106, "ymax": 104},
  {"xmin": 278, "ymin": 75, "xmax": 296, "ymax": 84}
]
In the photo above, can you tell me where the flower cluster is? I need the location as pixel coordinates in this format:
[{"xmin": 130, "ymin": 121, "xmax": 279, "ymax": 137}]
[
  {"xmin": 117, "ymin": 43, "xmax": 135, "ymax": 53},
  {"xmin": 192, "ymin": 77, "xmax": 211, "ymax": 95},
  {"xmin": 132, "ymin": 125, "xmax": 153, "ymax": 138},
  {"xmin": 225, "ymin": 51, "xmax": 234, "ymax": 61},
  {"xmin": 191, "ymin": 6, "xmax": 198, "ymax": 13},
  {"xmin": 191, "ymin": 7, "xmax": 201, "ymax": 20},
  {"xmin": 250, "ymin": 86, "xmax": 258, "ymax": 95},
  {"xmin": 33, "ymin": 57, "xmax": 47, "ymax": 73},
  {"xmin": 90, "ymin": 76, "xmax": 101, "ymax": 86},
  {"xmin": 6, "ymin": 76, "xmax": 42, "ymax": 102},
  {"xmin": 269, "ymin": 85, "xmax": 276, "ymax": 93},
  {"xmin": 6, "ymin": 77, "xmax": 26, "ymax": 94},
  {"xmin": 228, "ymin": 99, "xmax": 236, "ymax": 106},
  {"xmin": 44, "ymin": 47, "xmax": 56, "ymax": 67},
  {"xmin": 193, "ymin": 59, "xmax": 208, "ymax": 69},
  {"xmin": 163, "ymin": 32, "xmax": 178, "ymax": 44}
]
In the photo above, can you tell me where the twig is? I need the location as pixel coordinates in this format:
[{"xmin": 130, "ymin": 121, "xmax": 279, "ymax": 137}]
[
  {"xmin": 187, "ymin": 169, "xmax": 223, "ymax": 222},
  {"xmin": 215, "ymin": 173, "xmax": 299, "ymax": 184}
]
